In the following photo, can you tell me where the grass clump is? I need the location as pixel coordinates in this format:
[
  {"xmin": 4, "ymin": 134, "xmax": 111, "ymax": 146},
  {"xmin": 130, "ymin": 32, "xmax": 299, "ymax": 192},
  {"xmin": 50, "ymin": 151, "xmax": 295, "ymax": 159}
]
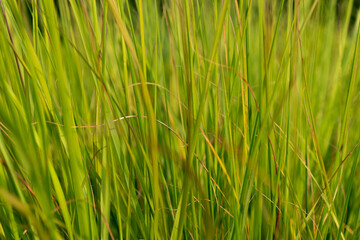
[{"xmin": 0, "ymin": 0, "xmax": 360, "ymax": 239}]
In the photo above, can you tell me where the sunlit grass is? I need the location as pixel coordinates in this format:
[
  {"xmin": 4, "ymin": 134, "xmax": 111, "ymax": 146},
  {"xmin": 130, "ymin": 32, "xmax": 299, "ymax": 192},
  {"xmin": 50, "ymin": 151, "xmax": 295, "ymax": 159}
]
[{"xmin": 0, "ymin": 0, "xmax": 360, "ymax": 239}]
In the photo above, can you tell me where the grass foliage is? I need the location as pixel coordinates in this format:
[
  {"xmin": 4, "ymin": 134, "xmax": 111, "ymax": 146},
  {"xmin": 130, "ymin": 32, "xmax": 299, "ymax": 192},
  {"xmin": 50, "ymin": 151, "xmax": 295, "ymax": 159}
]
[{"xmin": 1, "ymin": 0, "xmax": 360, "ymax": 239}]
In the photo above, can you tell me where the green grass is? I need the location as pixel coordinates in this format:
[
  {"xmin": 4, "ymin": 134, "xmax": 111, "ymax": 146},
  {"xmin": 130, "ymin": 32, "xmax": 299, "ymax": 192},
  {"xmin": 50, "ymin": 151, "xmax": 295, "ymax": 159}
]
[{"xmin": 0, "ymin": 0, "xmax": 360, "ymax": 239}]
